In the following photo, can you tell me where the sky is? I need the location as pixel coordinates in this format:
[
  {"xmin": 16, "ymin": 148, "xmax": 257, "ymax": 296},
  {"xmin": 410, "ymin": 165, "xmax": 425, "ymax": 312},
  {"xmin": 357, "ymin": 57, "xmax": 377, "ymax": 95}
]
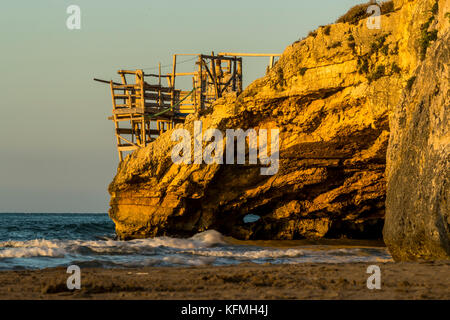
[{"xmin": 0, "ymin": 0, "xmax": 364, "ymax": 213}]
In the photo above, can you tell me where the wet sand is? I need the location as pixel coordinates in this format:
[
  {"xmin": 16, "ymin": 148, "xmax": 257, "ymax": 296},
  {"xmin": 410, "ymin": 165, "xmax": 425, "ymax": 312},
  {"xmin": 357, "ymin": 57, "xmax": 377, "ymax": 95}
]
[{"xmin": 0, "ymin": 261, "xmax": 449, "ymax": 300}]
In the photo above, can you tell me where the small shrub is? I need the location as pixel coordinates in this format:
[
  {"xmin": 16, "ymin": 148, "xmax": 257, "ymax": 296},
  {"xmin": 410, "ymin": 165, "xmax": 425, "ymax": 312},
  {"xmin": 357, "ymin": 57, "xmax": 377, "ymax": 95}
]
[
  {"xmin": 348, "ymin": 41, "xmax": 356, "ymax": 51},
  {"xmin": 381, "ymin": 1, "xmax": 395, "ymax": 14},
  {"xmin": 299, "ymin": 67, "xmax": 308, "ymax": 76},
  {"xmin": 390, "ymin": 43, "xmax": 399, "ymax": 55},
  {"xmin": 328, "ymin": 41, "xmax": 342, "ymax": 49},
  {"xmin": 324, "ymin": 25, "xmax": 331, "ymax": 35},
  {"xmin": 381, "ymin": 44, "xmax": 389, "ymax": 55},
  {"xmin": 308, "ymin": 30, "xmax": 317, "ymax": 38},
  {"xmin": 370, "ymin": 65, "xmax": 385, "ymax": 81},
  {"xmin": 406, "ymin": 76, "xmax": 416, "ymax": 91},
  {"xmin": 419, "ymin": 17, "xmax": 438, "ymax": 60},
  {"xmin": 431, "ymin": 1, "xmax": 439, "ymax": 15},
  {"xmin": 391, "ymin": 62, "xmax": 401, "ymax": 74},
  {"xmin": 370, "ymin": 34, "xmax": 389, "ymax": 55},
  {"xmin": 347, "ymin": 34, "xmax": 356, "ymax": 52},
  {"xmin": 336, "ymin": 1, "xmax": 394, "ymax": 25},
  {"xmin": 446, "ymin": 12, "xmax": 450, "ymax": 22},
  {"xmin": 429, "ymin": 29, "xmax": 438, "ymax": 41},
  {"xmin": 358, "ymin": 57, "xmax": 369, "ymax": 75},
  {"xmin": 336, "ymin": 3, "xmax": 370, "ymax": 25}
]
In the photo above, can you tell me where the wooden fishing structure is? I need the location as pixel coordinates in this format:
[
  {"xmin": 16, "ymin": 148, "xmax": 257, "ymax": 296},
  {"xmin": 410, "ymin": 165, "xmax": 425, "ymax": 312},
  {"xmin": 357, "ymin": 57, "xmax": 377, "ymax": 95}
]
[{"xmin": 95, "ymin": 52, "xmax": 281, "ymax": 161}]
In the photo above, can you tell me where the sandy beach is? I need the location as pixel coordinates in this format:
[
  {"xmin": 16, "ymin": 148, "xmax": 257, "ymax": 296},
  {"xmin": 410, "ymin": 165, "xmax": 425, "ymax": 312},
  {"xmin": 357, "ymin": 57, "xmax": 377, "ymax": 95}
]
[{"xmin": 0, "ymin": 262, "xmax": 448, "ymax": 300}]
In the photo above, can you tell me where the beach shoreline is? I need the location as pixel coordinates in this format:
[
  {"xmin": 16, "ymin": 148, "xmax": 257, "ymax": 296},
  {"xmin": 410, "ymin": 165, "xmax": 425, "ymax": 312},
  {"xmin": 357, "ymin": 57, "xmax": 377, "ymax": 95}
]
[{"xmin": 1, "ymin": 261, "xmax": 448, "ymax": 300}]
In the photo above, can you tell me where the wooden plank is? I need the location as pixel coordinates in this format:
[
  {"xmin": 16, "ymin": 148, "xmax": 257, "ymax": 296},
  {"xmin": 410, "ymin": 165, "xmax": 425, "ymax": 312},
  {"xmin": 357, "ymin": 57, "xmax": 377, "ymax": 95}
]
[
  {"xmin": 166, "ymin": 72, "xmax": 197, "ymax": 76},
  {"xmin": 118, "ymin": 70, "xmax": 140, "ymax": 75},
  {"xmin": 144, "ymin": 93, "xmax": 171, "ymax": 100},
  {"xmin": 116, "ymin": 128, "xmax": 160, "ymax": 135},
  {"xmin": 218, "ymin": 52, "xmax": 281, "ymax": 57},
  {"xmin": 114, "ymin": 94, "xmax": 139, "ymax": 98},
  {"xmin": 144, "ymin": 102, "xmax": 170, "ymax": 108},
  {"xmin": 113, "ymin": 84, "xmax": 142, "ymax": 89},
  {"xmin": 113, "ymin": 107, "xmax": 143, "ymax": 114},
  {"xmin": 143, "ymin": 84, "xmax": 172, "ymax": 92},
  {"xmin": 113, "ymin": 104, "xmax": 171, "ymax": 113},
  {"xmin": 109, "ymin": 116, "xmax": 144, "ymax": 121},
  {"xmin": 118, "ymin": 145, "xmax": 139, "ymax": 152},
  {"xmin": 94, "ymin": 78, "xmax": 122, "ymax": 86},
  {"xmin": 198, "ymin": 54, "xmax": 236, "ymax": 61},
  {"xmin": 144, "ymin": 73, "xmax": 171, "ymax": 78},
  {"xmin": 115, "ymin": 103, "xmax": 138, "ymax": 108}
]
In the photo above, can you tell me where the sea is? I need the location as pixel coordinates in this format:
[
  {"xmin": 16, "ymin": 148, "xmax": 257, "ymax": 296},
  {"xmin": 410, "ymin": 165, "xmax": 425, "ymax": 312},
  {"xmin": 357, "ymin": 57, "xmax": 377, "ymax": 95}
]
[{"xmin": 0, "ymin": 213, "xmax": 393, "ymax": 270}]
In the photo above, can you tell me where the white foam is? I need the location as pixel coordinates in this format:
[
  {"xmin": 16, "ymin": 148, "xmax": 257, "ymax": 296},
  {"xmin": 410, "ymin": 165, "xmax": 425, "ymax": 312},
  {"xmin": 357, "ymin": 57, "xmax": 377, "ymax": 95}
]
[
  {"xmin": 182, "ymin": 248, "xmax": 305, "ymax": 260},
  {"xmin": 0, "ymin": 247, "xmax": 65, "ymax": 258},
  {"xmin": 162, "ymin": 256, "xmax": 216, "ymax": 266},
  {"xmin": 0, "ymin": 230, "xmax": 393, "ymax": 266}
]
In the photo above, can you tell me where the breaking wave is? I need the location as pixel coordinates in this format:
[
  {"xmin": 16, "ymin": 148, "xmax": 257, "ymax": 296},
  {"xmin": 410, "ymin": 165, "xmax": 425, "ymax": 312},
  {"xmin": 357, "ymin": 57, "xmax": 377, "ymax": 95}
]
[{"xmin": 0, "ymin": 229, "xmax": 392, "ymax": 270}]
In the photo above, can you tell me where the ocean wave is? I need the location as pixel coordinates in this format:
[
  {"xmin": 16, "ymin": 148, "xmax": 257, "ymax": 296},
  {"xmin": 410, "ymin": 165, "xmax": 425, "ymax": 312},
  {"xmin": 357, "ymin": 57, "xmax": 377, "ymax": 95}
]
[
  {"xmin": 0, "ymin": 247, "xmax": 66, "ymax": 258},
  {"xmin": 0, "ymin": 230, "xmax": 226, "ymax": 259},
  {"xmin": 180, "ymin": 248, "xmax": 305, "ymax": 260},
  {"xmin": 0, "ymin": 230, "xmax": 393, "ymax": 268}
]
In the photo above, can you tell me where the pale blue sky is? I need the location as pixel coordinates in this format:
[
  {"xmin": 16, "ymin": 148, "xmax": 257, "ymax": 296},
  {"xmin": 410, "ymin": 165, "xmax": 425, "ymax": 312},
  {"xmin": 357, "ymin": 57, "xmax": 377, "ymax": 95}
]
[{"xmin": 0, "ymin": 0, "xmax": 363, "ymax": 213}]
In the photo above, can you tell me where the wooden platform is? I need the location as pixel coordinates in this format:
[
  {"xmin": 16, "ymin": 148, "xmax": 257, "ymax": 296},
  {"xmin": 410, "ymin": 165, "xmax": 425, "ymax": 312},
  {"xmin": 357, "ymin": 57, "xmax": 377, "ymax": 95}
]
[{"xmin": 95, "ymin": 52, "xmax": 280, "ymax": 161}]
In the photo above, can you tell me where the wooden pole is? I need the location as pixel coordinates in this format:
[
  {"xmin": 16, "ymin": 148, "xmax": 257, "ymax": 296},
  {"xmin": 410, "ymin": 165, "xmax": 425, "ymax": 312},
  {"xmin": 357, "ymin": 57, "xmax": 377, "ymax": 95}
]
[
  {"xmin": 192, "ymin": 76, "xmax": 197, "ymax": 112},
  {"xmin": 158, "ymin": 63, "xmax": 162, "ymax": 108},
  {"xmin": 171, "ymin": 54, "xmax": 177, "ymax": 111},
  {"xmin": 232, "ymin": 58, "xmax": 237, "ymax": 91},
  {"xmin": 210, "ymin": 52, "xmax": 219, "ymax": 100},
  {"xmin": 198, "ymin": 55, "xmax": 203, "ymax": 110}
]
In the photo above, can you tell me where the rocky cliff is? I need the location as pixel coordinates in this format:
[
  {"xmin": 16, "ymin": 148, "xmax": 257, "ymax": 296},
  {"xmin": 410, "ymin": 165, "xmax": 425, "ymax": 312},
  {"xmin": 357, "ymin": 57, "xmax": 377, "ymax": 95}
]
[
  {"xmin": 108, "ymin": 0, "xmax": 446, "ymax": 241},
  {"xmin": 384, "ymin": 1, "xmax": 449, "ymax": 261}
]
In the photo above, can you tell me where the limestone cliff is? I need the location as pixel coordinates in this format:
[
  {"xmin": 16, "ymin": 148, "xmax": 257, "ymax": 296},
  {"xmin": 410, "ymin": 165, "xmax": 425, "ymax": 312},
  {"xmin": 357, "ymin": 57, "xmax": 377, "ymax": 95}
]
[
  {"xmin": 108, "ymin": 0, "xmax": 445, "ymax": 241},
  {"xmin": 384, "ymin": 1, "xmax": 449, "ymax": 261}
]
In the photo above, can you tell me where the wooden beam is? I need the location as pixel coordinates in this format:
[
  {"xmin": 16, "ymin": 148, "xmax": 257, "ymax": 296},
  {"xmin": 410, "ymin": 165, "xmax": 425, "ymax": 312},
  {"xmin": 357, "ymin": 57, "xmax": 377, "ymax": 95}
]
[
  {"xmin": 143, "ymin": 73, "xmax": 171, "ymax": 78},
  {"xmin": 118, "ymin": 145, "xmax": 139, "ymax": 152},
  {"xmin": 166, "ymin": 72, "xmax": 197, "ymax": 76},
  {"xmin": 218, "ymin": 53, "xmax": 281, "ymax": 57},
  {"xmin": 210, "ymin": 51, "xmax": 219, "ymax": 99},
  {"xmin": 116, "ymin": 128, "xmax": 160, "ymax": 135},
  {"xmin": 171, "ymin": 54, "xmax": 177, "ymax": 110}
]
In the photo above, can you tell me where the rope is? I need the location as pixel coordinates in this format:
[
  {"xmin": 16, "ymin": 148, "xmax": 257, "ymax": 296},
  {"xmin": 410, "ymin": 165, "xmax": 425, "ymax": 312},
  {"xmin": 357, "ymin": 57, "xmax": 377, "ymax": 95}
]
[
  {"xmin": 120, "ymin": 56, "xmax": 198, "ymax": 72},
  {"xmin": 144, "ymin": 88, "xmax": 195, "ymax": 120}
]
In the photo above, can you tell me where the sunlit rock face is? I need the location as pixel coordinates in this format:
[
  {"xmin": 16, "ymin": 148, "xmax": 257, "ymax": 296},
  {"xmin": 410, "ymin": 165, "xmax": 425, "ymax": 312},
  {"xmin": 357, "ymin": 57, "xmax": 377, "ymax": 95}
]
[
  {"xmin": 108, "ymin": 0, "xmax": 443, "ymax": 241},
  {"xmin": 384, "ymin": 2, "xmax": 450, "ymax": 261}
]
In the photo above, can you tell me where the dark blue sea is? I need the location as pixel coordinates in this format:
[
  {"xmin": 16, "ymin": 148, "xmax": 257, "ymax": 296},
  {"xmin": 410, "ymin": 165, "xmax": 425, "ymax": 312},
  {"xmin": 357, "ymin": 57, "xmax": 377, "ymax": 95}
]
[{"xmin": 0, "ymin": 213, "xmax": 392, "ymax": 270}]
